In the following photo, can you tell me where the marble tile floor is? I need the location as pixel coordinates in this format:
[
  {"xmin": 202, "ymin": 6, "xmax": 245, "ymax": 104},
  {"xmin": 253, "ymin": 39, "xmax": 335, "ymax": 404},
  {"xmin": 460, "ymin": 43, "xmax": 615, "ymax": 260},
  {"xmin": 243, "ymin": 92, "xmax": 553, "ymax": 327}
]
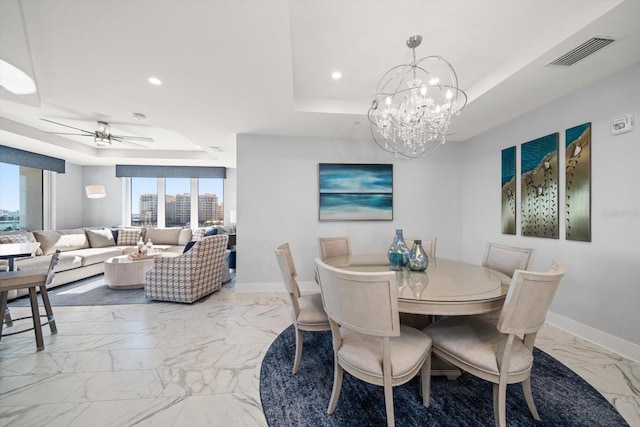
[{"xmin": 1, "ymin": 282, "xmax": 638, "ymax": 427}]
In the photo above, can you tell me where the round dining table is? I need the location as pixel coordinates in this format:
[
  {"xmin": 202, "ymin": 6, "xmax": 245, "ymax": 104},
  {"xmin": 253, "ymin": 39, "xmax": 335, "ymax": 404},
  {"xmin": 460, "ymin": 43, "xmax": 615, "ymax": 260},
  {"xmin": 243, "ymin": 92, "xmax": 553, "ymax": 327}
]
[
  {"xmin": 324, "ymin": 254, "xmax": 512, "ymax": 316},
  {"xmin": 324, "ymin": 254, "xmax": 512, "ymax": 378}
]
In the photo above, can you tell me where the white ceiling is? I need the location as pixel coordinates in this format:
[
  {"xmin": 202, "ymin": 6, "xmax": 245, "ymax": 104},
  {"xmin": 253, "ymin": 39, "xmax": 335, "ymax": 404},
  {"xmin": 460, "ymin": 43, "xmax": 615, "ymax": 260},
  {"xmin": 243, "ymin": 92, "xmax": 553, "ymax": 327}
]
[{"xmin": 1, "ymin": 0, "xmax": 639, "ymax": 168}]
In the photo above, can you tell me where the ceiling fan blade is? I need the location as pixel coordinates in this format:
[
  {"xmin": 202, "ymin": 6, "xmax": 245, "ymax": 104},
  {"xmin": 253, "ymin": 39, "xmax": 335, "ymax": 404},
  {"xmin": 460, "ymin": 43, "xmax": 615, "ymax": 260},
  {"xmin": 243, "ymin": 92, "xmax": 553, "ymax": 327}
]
[
  {"xmin": 111, "ymin": 137, "xmax": 148, "ymax": 149},
  {"xmin": 111, "ymin": 135, "xmax": 154, "ymax": 142},
  {"xmin": 44, "ymin": 131, "xmax": 94, "ymax": 136},
  {"xmin": 40, "ymin": 118, "xmax": 93, "ymax": 135}
]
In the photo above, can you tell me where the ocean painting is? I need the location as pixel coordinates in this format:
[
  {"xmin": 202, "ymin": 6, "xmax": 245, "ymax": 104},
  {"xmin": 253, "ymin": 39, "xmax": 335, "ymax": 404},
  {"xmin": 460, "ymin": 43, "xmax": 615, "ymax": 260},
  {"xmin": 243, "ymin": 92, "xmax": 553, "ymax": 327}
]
[
  {"xmin": 565, "ymin": 123, "xmax": 591, "ymax": 242},
  {"xmin": 521, "ymin": 133, "xmax": 559, "ymax": 239},
  {"xmin": 501, "ymin": 146, "xmax": 516, "ymax": 235},
  {"xmin": 319, "ymin": 163, "xmax": 393, "ymax": 221}
]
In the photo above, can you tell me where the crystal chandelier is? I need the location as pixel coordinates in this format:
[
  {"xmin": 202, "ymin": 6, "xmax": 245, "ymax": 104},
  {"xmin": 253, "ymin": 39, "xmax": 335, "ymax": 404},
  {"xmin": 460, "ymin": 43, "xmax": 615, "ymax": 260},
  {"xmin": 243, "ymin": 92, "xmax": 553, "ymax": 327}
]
[{"xmin": 368, "ymin": 35, "xmax": 467, "ymax": 159}]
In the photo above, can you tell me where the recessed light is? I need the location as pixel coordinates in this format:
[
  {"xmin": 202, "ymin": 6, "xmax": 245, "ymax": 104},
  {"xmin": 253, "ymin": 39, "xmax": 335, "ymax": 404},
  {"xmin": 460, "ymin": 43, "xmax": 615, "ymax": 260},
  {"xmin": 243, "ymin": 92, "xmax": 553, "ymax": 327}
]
[
  {"xmin": 148, "ymin": 77, "xmax": 162, "ymax": 86},
  {"xmin": 331, "ymin": 71, "xmax": 342, "ymax": 80}
]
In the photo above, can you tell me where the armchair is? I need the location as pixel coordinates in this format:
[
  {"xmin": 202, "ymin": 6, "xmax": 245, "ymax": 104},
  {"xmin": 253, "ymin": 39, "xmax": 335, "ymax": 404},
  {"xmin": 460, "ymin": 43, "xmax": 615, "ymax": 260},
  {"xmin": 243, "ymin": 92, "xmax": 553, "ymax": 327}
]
[{"xmin": 144, "ymin": 234, "xmax": 228, "ymax": 303}]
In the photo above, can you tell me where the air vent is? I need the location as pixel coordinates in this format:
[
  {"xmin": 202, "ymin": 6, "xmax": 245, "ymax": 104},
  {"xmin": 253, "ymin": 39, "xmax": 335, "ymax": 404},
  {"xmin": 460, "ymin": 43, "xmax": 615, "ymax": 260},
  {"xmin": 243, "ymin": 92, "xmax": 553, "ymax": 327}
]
[
  {"xmin": 547, "ymin": 37, "xmax": 615, "ymax": 67},
  {"xmin": 208, "ymin": 146, "xmax": 223, "ymax": 152}
]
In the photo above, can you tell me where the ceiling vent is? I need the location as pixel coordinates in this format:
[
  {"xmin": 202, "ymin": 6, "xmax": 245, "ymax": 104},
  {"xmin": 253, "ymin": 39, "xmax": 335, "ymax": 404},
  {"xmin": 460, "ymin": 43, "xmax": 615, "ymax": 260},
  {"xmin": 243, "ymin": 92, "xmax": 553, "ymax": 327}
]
[
  {"xmin": 208, "ymin": 146, "xmax": 223, "ymax": 152},
  {"xmin": 547, "ymin": 37, "xmax": 615, "ymax": 67}
]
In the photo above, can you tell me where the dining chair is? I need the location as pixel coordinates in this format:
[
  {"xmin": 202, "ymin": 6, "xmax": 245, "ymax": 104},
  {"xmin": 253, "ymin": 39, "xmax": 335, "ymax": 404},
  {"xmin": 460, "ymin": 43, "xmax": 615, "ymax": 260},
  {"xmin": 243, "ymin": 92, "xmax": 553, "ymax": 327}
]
[
  {"xmin": 478, "ymin": 242, "xmax": 535, "ymax": 323},
  {"xmin": 424, "ymin": 261, "xmax": 566, "ymax": 427},
  {"xmin": 318, "ymin": 236, "xmax": 351, "ymax": 261},
  {"xmin": 0, "ymin": 250, "xmax": 60, "ymax": 351},
  {"xmin": 314, "ymin": 258, "xmax": 432, "ymax": 427},
  {"xmin": 482, "ymin": 242, "xmax": 535, "ymax": 278},
  {"xmin": 275, "ymin": 243, "xmax": 330, "ymax": 374},
  {"xmin": 405, "ymin": 237, "xmax": 436, "ymax": 266}
]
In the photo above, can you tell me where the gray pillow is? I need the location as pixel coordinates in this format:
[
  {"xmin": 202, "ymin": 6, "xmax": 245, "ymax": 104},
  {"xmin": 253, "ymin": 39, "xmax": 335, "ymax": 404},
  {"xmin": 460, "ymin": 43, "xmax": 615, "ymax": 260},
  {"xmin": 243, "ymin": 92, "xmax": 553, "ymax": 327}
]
[{"xmin": 87, "ymin": 228, "xmax": 116, "ymax": 248}]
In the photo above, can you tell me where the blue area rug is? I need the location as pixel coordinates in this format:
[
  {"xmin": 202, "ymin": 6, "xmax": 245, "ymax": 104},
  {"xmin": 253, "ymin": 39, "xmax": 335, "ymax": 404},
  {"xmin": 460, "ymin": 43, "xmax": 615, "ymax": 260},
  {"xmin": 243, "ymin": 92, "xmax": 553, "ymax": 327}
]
[{"xmin": 260, "ymin": 325, "xmax": 628, "ymax": 426}]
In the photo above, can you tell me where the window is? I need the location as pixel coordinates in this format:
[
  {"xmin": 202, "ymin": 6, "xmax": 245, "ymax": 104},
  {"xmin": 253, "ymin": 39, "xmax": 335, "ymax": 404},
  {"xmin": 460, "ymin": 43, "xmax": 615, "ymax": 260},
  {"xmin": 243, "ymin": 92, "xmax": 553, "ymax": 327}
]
[
  {"xmin": 0, "ymin": 163, "xmax": 43, "ymax": 230},
  {"xmin": 131, "ymin": 177, "xmax": 158, "ymax": 227},
  {"xmin": 165, "ymin": 178, "xmax": 191, "ymax": 227},
  {"xmin": 128, "ymin": 177, "xmax": 223, "ymax": 228},
  {"xmin": 198, "ymin": 178, "xmax": 224, "ymax": 226}
]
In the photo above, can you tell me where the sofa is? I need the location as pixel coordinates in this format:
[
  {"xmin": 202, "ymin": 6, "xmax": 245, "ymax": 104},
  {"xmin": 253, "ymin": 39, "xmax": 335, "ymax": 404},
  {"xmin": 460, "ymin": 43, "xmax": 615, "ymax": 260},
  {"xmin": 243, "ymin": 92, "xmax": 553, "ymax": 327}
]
[{"xmin": 0, "ymin": 226, "xmax": 232, "ymax": 300}]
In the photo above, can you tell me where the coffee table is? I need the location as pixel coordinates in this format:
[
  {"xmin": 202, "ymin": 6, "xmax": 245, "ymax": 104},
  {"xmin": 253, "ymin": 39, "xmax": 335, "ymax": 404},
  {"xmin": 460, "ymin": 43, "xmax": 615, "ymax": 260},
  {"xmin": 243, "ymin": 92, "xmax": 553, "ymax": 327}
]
[{"xmin": 104, "ymin": 255, "xmax": 156, "ymax": 289}]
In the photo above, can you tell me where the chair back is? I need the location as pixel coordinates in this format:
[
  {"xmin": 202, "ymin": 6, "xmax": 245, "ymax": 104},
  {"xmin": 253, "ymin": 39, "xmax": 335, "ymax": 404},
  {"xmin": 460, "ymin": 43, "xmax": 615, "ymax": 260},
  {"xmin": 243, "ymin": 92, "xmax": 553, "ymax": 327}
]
[
  {"xmin": 45, "ymin": 250, "xmax": 61, "ymax": 287},
  {"xmin": 275, "ymin": 242, "xmax": 301, "ymax": 299},
  {"xmin": 314, "ymin": 258, "xmax": 400, "ymax": 337},
  {"xmin": 189, "ymin": 234, "xmax": 228, "ymax": 283},
  {"xmin": 482, "ymin": 242, "xmax": 535, "ymax": 278},
  {"xmin": 319, "ymin": 237, "xmax": 351, "ymax": 261},
  {"xmin": 497, "ymin": 261, "xmax": 565, "ymax": 335}
]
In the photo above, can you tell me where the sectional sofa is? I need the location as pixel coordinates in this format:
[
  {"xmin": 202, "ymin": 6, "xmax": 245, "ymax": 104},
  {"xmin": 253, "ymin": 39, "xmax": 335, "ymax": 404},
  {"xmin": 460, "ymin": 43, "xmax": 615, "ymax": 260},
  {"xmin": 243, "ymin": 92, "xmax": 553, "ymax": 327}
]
[{"xmin": 0, "ymin": 226, "xmax": 231, "ymax": 300}]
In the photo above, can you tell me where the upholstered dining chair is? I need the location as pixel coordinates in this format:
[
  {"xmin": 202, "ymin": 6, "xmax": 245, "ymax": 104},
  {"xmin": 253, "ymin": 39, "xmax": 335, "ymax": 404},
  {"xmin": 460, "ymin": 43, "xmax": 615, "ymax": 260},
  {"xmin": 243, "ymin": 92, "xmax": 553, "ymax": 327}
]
[
  {"xmin": 0, "ymin": 250, "xmax": 60, "ymax": 351},
  {"xmin": 275, "ymin": 243, "xmax": 330, "ymax": 374},
  {"xmin": 318, "ymin": 236, "xmax": 351, "ymax": 261},
  {"xmin": 482, "ymin": 242, "xmax": 535, "ymax": 278},
  {"xmin": 405, "ymin": 237, "xmax": 436, "ymax": 266},
  {"xmin": 477, "ymin": 242, "xmax": 535, "ymax": 323},
  {"xmin": 145, "ymin": 234, "xmax": 228, "ymax": 303},
  {"xmin": 314, "ymin": 258, "xmax": 432, "ymax": 427},
  {"xmin": 424, "ymin": 261, "xmax": 566, "ymax": 427}
]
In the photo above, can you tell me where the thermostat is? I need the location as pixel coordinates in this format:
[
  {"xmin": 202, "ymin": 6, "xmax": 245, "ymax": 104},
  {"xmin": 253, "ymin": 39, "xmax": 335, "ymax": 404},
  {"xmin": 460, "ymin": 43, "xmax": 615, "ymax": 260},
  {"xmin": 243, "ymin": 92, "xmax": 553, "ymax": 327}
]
[{"xmin": 611, "ymin": 113, "xmax": 634, "ymax": 135}]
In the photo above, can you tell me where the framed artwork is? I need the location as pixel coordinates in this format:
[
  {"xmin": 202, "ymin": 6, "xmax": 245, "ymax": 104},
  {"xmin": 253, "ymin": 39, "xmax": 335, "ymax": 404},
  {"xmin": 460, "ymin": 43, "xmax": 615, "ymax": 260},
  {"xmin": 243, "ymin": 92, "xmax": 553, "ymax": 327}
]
[
  {"xmin": 319, "ymin": 163, "xmax": 393, "ymax": 221},
  {"xmin": 521, "ymin": 133, "xmax": 559, "ymax": 238},
  {"xmin": 501, "ymin": 146, "xmax": 517, "ymax": 235},
  {"xmin": 565, "ymin": 122, "xmax": 591, "ymax": 242}
]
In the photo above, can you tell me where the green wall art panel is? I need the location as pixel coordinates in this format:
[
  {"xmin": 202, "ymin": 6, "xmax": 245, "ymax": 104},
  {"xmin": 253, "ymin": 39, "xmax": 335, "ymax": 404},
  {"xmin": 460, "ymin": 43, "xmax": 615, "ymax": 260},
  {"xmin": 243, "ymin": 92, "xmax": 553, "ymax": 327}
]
[
  {"xmin": 565, "ymin": 123, "xmax": 592, "ymax": 242},
  {"xmin": 501, "ymin": 146, "xmax": 516, "ymax": 235},
  {"xmin": 521, "ymin": 133, "xmax": 559, "ymax": 238}
]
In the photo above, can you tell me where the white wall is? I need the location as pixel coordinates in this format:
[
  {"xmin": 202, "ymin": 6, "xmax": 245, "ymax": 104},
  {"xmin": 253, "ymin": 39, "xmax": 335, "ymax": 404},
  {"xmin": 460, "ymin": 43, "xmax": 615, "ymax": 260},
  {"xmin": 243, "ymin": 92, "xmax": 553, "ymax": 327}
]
[
  {"xmin": 236, "ymin": 134, "xmax": 463, "ymax": 289},
  {"xmin": 81, "ymin": 165, "xmax": 123, "ymax": 227},
  {"xmin": 461, "ymin": 63, "xmax": 640, "ymax": 348},
  {"xmin": 55, "ymin": 162, "xmax": 83, "ymax": 229}
]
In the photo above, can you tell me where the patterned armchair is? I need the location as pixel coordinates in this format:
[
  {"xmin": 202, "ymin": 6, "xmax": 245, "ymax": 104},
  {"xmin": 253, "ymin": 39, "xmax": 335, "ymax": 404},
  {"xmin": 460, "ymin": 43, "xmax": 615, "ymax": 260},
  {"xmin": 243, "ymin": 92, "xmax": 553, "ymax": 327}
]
[{"xmin": 144, "ymin": 234, "xmax": 229, "ymax": 303}]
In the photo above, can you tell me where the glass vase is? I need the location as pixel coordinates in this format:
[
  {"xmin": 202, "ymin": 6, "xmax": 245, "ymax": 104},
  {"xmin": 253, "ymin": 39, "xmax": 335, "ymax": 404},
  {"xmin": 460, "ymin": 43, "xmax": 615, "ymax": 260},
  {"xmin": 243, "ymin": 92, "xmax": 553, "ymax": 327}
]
[
  {"xmin": 388, "ymin": 229, "xmax": 410, "ymax": 268},
  {"xmin": 409, "ymin": 239, "xmax": 429, "ymax": 271}
]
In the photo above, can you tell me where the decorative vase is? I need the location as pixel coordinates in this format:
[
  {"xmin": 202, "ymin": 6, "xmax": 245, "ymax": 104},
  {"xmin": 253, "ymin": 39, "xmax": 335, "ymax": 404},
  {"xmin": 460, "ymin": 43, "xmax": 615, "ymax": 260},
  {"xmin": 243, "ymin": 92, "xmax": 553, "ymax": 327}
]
[
  {"xmin": 388, "ymin": 229, "xmax": 410, "ymax": 269},
  {"xmin": 409, "ymin": 240, "xmax": 429, "ymax": 271}
]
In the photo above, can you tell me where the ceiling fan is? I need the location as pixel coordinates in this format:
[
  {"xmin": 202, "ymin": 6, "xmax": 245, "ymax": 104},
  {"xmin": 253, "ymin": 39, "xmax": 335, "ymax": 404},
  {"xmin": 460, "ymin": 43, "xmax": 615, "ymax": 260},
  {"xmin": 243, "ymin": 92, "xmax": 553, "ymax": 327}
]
[{"xmin": 40, "ymin": 118, "xmax": 154, "ymax": 148}]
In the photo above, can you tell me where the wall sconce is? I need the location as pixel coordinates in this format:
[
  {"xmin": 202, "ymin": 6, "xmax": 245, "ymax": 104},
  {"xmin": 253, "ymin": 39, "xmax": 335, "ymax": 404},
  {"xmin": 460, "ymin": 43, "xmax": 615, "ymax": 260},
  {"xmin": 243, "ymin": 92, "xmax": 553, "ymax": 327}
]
[{"xmin": 85, "ymin": 185, "xmax": 106, "ymax": 199}]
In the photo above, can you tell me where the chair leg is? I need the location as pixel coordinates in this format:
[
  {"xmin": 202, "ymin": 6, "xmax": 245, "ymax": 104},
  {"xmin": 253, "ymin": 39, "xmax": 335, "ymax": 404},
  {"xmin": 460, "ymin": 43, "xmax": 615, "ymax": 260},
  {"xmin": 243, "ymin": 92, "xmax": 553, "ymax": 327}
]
[
  {"xmin": 327, "ymin": 360, "xmax": 343, "ymax": 414},
  {"xmin": 522, "ymin": 377, "xmax": 541, "ymax": 420},
  {"xmin": 292, "ymin": 326, "xmax": 303, "ymax": 374},
  {"xmin": 492, "ymin": 383, "xmax": 507, "ymax": 427},
  {"xmin": 421, "ymin": 353, "xmax": 431, "ymax": 407},
  {"xmin": 383, "ymin": 380, "xmax": 395, "ymax": 427},
  {"xmin": 28, "ymin": 287, "xmax": 44, "ymax": 351},
  {"xmin": 39, "ymin": 285, "xmax": 57, "ymax": 335},
  {"xmin": 3, "ymin": 305, "xmax": 12, "ymax": 327},
  {"xmin": 0, "ymin": 291, "xmax": 8, "ymax": 342}
]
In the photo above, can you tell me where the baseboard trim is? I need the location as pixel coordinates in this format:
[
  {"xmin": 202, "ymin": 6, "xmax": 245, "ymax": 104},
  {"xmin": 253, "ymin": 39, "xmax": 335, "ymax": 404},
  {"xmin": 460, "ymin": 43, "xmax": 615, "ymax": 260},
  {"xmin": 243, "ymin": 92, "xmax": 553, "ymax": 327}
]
[{"xmin": 546, "ymin": 311, "xmax": 640, "ymax": 363}]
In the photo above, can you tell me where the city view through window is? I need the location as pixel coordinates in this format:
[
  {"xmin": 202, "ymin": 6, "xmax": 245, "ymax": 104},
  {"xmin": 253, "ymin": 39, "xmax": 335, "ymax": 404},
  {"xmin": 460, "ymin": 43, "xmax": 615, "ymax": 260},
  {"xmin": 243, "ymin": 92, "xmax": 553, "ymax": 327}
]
[
  {"xmin": 131, "ymin": 177, "xmax": 224, "ymax": 228},
  {"xmin": 0, "ymin": 163, "xmax": 43, "ymax": 231}
]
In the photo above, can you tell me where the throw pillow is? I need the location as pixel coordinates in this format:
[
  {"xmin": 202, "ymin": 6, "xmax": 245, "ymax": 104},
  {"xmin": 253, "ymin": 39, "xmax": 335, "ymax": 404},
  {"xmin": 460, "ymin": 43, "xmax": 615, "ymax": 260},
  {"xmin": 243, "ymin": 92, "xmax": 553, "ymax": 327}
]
[
  {"xmin": 86, "ymin": 228, "xmax": 116, "ymax": 248},
  {"xmin": 183, "ymin": 240, "xmax": 197, "ymax": 253},
  {"xmin": 117, "ymin": 228, "xmax": 141, "ymax": 246},
  {"xmin": 191, "ymin": 228, "xmax": 206, "ymax": 241},
  {"xmin": 32, "ymin": 230, "xmax": 62, "ymax": 255},
  {"xmin": 110, "ymin": 228, "xmax": 119, "ymax": 242},
  {"xmin": 204, "ymin": 227, "xmax": 218, "ymax": 237}
]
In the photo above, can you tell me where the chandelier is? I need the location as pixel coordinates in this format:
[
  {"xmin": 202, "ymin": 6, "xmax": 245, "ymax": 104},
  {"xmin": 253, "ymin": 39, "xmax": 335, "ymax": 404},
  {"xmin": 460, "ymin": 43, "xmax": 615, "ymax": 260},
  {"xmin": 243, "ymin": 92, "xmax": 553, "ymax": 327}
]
[{"xmin": 368, "ymin": 35, "xmax": 467, "ymax": 159}]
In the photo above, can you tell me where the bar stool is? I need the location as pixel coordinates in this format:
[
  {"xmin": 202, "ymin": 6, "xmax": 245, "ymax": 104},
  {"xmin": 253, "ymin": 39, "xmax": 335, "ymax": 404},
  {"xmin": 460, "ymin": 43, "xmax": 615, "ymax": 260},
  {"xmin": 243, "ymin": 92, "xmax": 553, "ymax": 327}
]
[{"xmin": 0, "ymin": 250, "xmax": 59, "ymax": 351}]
